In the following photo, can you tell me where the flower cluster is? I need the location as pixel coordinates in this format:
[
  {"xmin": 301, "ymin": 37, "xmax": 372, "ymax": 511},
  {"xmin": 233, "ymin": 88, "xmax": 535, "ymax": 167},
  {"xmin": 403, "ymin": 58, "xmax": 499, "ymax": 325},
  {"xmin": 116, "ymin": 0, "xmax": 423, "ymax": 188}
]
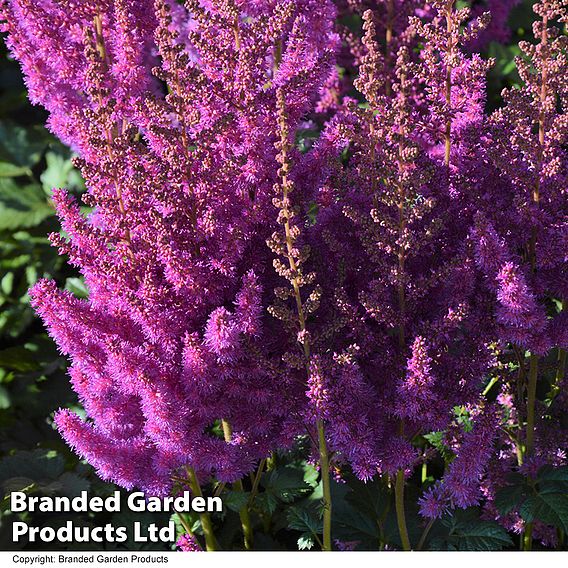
[{"xmin": 2, "ymin": 0, "xmax": 567, "ymax": 551}]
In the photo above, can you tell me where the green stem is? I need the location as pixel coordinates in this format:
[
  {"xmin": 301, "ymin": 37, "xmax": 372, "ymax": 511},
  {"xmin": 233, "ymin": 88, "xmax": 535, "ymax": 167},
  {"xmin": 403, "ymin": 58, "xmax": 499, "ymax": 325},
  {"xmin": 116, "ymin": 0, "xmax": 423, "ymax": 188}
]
[
  {"xmin": 523, "ymin": 522, "xmax": 534, "ymax": 551},
  {"xmin": 187, "ymin": 467, "xmax": 220, "ymax": 551},
  {"xmin": 483, "ymin": 376, "xmax": 500, "ymax": 397},
  {"xmin": 276, "ymin": 91, "xmax": 333, "ymax": 551},
  {"xmin": 521, "ymin": 13, "xmax": 548, "ymax": 553},
  {"xmin": 525, "ymin": 355, "xmax": 539, "ymax": 459},
  {"xmin": 522, "ymin": 354, "xmax": 539, "ymax": 551},
  {"xmin": 417, "ymin": 518, "xmax": 435, "ymax": 551},
  {"xmin": 555, "ymin": 300, "xmax": 566, "ymax": 392},
  {"xmin": 234, "ymin": 479, "xmax": 254, "ymax": 550},
  {"xmin": 221, "ymin": 419, "xmax": 253, "ymax": 550},
  {"xmin": 178, "ymin": 512, "xmax": 195, "ymax": 538},
  {"xmin": 395, "ymin": 469, "xmax": 411, "ymax": 551},
  {"xmin": 557, "ymin": 349, "xmax": 567, "ymax": 379},
  {"xmin": 248, "ymin": 458, "xmax": 266, "ymax": 508},
  {"xmin": 317, "ymin": 419, "xmax": 333, "ymax": 551}
]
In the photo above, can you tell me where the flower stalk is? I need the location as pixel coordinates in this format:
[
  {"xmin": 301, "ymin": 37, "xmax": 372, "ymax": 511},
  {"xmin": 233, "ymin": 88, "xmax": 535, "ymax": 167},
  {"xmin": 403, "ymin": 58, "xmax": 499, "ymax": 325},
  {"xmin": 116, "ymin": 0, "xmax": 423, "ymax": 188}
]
[
  {"xmin": 222, "ymin": 419, "xmax": 254, "ymax": 550},
  {"xmin": 187, "ymin": 468, "xmax": 220, "ymax": 551}
]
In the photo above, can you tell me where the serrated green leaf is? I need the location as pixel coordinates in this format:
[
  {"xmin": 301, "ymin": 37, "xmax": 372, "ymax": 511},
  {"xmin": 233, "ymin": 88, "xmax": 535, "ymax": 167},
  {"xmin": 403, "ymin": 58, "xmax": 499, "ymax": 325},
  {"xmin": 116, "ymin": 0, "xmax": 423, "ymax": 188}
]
[
  {"xmin": 345, "ymin": 476, "xmax": 389, "ymax": 521},
  {"xmin": 287, "ymin": 504, "xmax": 323, "ymax": 535},
  {"xmin": 424, "ymin": 431, "xmax": 454, "ymax": 462},
  {"xmin": 261, "ymin": 465, "xmax": 312, "ymax": 504},
  {"xmin": 494, "ymin": 484, "xmax": 528, "ymax": 516},
  {"xmin": 57, "ymin": 472, "xmax": 91, "ymax": 498},
  {"xmin": 431, "ymin": 511, "xmax": 513, "ymax": 551},
  {"xmin": 519, "ymin": 492, "xmax": 568, "ymax": 533},
  {"xmin": 223, "ymin": 490, "xmax": 250, "ymax": 513},
  {"xmin": 254, "ymin": 492, "xmax": 279, "ymax": 515},
  {"xmin": 332, "ymin": 500, "xmax": 379, "ymax": 544},
  {"xmin": 297, "ymin": 533, "xmax": 315, "ymax": 550},
  {"xmin": 302, "ymin": 463, "xmax": 319, "ymax": 488}
]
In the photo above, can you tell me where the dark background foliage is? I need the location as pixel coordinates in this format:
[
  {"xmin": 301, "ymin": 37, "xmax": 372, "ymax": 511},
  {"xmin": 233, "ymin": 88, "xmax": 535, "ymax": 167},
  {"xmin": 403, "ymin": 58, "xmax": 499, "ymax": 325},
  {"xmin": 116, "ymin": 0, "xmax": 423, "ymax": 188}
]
[{"xmin": 0, "ymin": 0, "xmax": 566, "ymax": 552}]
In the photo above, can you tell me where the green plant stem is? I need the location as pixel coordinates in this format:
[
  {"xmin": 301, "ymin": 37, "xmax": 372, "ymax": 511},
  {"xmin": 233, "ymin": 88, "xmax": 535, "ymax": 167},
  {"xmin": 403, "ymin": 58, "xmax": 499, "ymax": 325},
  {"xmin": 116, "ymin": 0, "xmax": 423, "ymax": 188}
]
[
  {"xmin": 277, "ymin": 91, "xmax": 332, "ymax": 551},
  {"xmin": 550, "ymin": 346, "xmax": 566, "ymax": 399},
  {"xmin": 483, "ymin": 376, "xmax": 500, "ymax": 397},
  {"xmin": 557, "ymin": 348, "xmax": 567, "ymax": 381},
  {"xmin": 417, "ymin": 518, "xmax": 435, "ymax": 551},
  {"xmin": 444, "ymin": 1, "xmax": 456, "ymax": 169},
  {"xmin": 523, "ymin": 522, "xmax": 534, "ymax": 551},
  {"xmin": 522, "ymin": 354, "xmax": 539, "ymax": 551},
  {"xmin": 234, "ymin": 478, "xmax": 253, "ymax": 550},
  {"xmin": 317, "ymin": 419, "xmax": 333, "ymax": 551},
  {"xmin": 395, "ymin": 469, "xmax": 411, "ymax": 551},
  {"xmin": 525, "ymin": 354, "xmax": 539, "ymax": 460},
  {"xmin": 248, "ymin": 458, "xmax": 266, "ymax": 507},
  {"xmin": 221, "ymin": 419, "xmax": 254, "ymax": 550},
  {"xmin": 187, "ymin": 467, "xmax": 220, "ymax": 551},
  {"xmin": 421, "ymin": 462, "xmax": 427, "ymax": 484},
  {"xmin": 555, "ymin": 301, "xmax": 566, "ymax": 391},
  {"xmin": 178, "ymin": 512, "xmax": 196, "ymax": 540}
]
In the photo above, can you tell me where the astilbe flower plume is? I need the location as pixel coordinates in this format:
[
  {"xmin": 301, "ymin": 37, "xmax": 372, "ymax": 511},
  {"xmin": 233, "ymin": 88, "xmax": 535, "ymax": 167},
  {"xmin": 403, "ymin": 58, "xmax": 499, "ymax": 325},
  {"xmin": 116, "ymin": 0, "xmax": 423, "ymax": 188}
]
[
  {"xmin": 470, "ymin": 0, "xmax": 568, "ymax": 543},
  {"xmin": 306, "ymin": 0, "xmax": 498, "ymax": 494},
  {"xmin": 1, "ymin": 0, "xmax": 338, "ymax": 494}
]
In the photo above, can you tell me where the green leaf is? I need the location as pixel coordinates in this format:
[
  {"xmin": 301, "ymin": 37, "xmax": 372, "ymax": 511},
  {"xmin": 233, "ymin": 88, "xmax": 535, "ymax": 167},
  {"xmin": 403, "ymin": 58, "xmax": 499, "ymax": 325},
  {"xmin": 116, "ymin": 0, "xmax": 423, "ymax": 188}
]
[
  {"xmin": 430, "ymin": 509, "xmax": 513, "ymax": 551},
  {"xmin": 0, "ymin": 178, "xmax": 53, "ymax": 230},
  {"xmin": 0, "ymin": 271, "xmax": 14, "ymax": 296},
  {"xmin": 345, "ymin": 476, "xmax": 389, "ymax": 521},
  {"xmin": 424, "ymin": 431, "xmax": 454, "ymax": 462},
  {"xmin": 57, "ymin": 472, "xmax": 91, "ymax": 498},
  {"xmin": 494, "ymin": 483, "xmax": 529, "ymax": 516},
  {"xmin": 41, "ymin": 151, "xmax": 84, "ymax": 192},
  {"xmin": 297, "ymin": 533, "xmax": 315, "ymax": 550},
  {"xmin": 0, "ymin": 121, "xmax": 47, "ymax": 170},
  {"xmin": 287, "ymin": 504, "xmax": 323, "ymax": 538},
  {"xmin": 0, "ymin": 384, "xmax": 11, "ymax": 409},
  {"xmin": 261, "ymin": 465, "xmax": 313, "ymax": 504},
  {"xmin": 332, "ymin": 481, "xmax": 380, "ymax": 549},
  {"xmin": 223, "ymin": 490, "xmax": 250, "ymax": 513},
  {"xmin": 519, "ymin": 492, "xmax": 568, "ymax": 533},
  {"xmin": 254, "ymin": 492, "xmax": 279, "ymax": 515},
  {"xmin": 332, "ymin": 499, "xmax": 379, "ymax": 545},
  {"xmin": 64, "ymin": 277, "xmax": 89, "ymax": 299},
  {"xmin": 0, "ymin": 450, "xmax": 65, "ymax": 488},
  {"xmin": 537, "ymin": 466, "xmax": 568, "ymax": 483},
  {"xmin": 454, "ymin": 406, "xmax": 474, "ymax": 432},
  {"xmin": 0, "ymin": 162, "xmax": 30, "ymax": 177},
  {"xmin": 0, "ymin": 346, "xmax": 42, "ymax": 372},
  {"xmin": 302, "ymin": 463, "xmax": 319, "ymax": 488}
]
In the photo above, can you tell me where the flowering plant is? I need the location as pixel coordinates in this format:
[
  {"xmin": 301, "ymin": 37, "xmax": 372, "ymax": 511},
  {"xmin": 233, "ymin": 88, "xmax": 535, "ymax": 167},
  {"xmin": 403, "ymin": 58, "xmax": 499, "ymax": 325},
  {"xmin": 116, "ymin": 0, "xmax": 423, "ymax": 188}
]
[{"xmin": 2, "ymin": 0, "xmax": 567, "ymax": 552}]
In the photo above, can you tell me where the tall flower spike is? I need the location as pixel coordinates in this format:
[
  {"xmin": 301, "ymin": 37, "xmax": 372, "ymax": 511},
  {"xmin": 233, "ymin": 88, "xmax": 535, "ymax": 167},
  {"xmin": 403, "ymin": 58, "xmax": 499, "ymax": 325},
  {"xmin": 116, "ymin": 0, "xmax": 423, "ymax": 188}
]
[{"xmin": 6, "ymin": 0, "xmax": 339, "ymax": 498}]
